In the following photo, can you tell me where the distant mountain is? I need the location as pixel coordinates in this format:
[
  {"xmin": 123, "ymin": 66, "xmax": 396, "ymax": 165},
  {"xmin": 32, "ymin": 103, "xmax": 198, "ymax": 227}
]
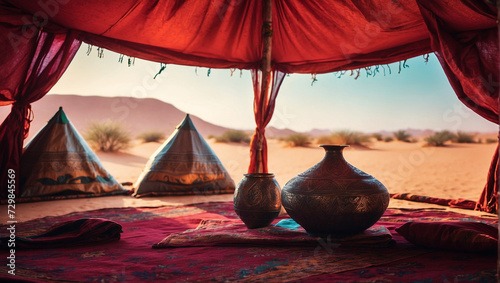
[
  {"xmin": 0, "ymin": 95, "xmax": 494, "ymax": 142},
  {"xmin": 266, "ymin": 127, "xmax": 299, "ymax": 138},
  {"xmin": 306, "ymin": 128, "xmax": 332, "ymax": 137},
  {"xmin": 0, "ymin": 94, "xmax": 232, "ymax": 140}
]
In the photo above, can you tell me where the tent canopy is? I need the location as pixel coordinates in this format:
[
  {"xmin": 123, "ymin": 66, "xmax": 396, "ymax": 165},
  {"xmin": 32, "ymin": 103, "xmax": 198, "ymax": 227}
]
[{"xmin": 2, "ymin": 0, "xmax": 440, "ymax": 73}]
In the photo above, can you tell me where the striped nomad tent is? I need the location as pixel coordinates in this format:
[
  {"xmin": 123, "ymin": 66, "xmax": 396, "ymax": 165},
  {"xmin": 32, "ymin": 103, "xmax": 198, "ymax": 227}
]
[
  {"xmin": 133, "ymin": 114, "xmax": 235, "ymax": 197},
  {"xmin": 19, "ymin": 107, "xmax": 125, "ymax": 201}
]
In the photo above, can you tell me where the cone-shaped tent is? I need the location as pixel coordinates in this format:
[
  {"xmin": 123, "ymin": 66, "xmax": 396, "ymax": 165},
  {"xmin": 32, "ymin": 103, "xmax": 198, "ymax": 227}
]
[
  {"xmin": 20, "ymin": 107, "xmax": 125, "ymax": 199},
  {"xmin": 133, "ymin": 114, "xmax": 235, "ymax": 197}
]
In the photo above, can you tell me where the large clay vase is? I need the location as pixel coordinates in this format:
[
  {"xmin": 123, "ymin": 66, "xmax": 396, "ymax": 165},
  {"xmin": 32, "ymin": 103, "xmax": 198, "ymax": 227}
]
[
  {"xmin": 234, "ymin": 173, "xmax": 281, "ymax": 229},
  {"xmin": 281, "ymin": 145, "xmax": 389, "ymax": 236}
]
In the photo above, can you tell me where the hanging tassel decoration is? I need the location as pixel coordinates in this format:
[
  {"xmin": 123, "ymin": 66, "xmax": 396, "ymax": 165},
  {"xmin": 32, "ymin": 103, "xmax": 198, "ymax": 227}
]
[
  {"xmin": 240, "ymin": 70, "xmax": 243, "ymax": 78},
  {"xmin": 154, "ymin": 63, "xmax": 167, "ymax": 79},
  {"xmin": 311, "ymin": 73, "xmax": 318, "ymax": 86},
  {"xmin": 365, "ymin": 67, "xmax": 372, "ymax": 77},
  {"xmin": 86, "ymin": 44, "xmax": 92, "ymax": 56},
  {"xmin": 207, "ymin": 68, "xmax": 211, "ymax": 77},
  {"xmin": 403, "ymin": 59, "xmax": 409, "ymax": 69},
  {"xmin": 230, "ymin": 68, "xmax": 236, "ymax": 77},
  {"xmin": 423, "ymin": 54, "xmax": 429, "ymax": 63},
  {"xmin": 354, "ymin": 69, "xmax": 361, "ymax": 80},
  {"xmin": 195, "ymin": 67, "xmax": 198, "ymax": 76},
  {"xmin": 97, "ymin": 47, "xmax": 104, "ymax": 58},
  {"xmin": 399, "ymin": 60, "xmax": 409, "ymax": 73},
  {"xmin": 128, "ymin": 57, "xmax": 135, "ymax": 67},
  {"xmin": 118, "ymin": 54, "xmax": 124, "ymax": 63}
]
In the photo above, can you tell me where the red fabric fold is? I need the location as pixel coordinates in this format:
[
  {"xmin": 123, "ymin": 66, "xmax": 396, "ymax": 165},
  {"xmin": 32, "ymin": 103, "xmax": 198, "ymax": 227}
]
[
  {"xmin": 1, "ymin": 218, "xmax": 122, "ymax": 249},
  {"xmin": 416, "ymin": 0, "xmax": 499, "ymax": 213},
  {"xmin": 0, "ymin": 20, "xmax": 80, "ymax": 199},
  {"xmin": 476, "ymin": 144, "xmax": 499, "ymax": 213},
  {"xmin": 248, "ymin": 69, "xmax": 285, "ymax": 173}
]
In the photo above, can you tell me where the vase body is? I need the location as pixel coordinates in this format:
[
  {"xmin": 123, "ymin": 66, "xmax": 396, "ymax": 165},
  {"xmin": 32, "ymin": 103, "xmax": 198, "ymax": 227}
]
[
  {"xmin": 281, "ymin": 145, "xmax": 389, "ymax": 236},
  {"xmin": 234, "ymin": 173, "xmax": 281, "ymax": 229}
]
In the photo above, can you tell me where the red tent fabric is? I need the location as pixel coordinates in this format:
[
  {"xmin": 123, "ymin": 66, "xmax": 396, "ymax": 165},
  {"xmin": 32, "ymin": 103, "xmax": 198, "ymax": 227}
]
[
  {"xmin": 248, "ymin": 69, "xmax": 285, "ymax": 173},
  {"xmin": 0, "ymin": 0, "xmax": 498, "ymax": 210},
  {"xmin": 0, "ymin": 6, "xmax": 80, "ymax": 199},
  {"xmin": 2, "ymin": 0, "xmax": 435, "ymax": 73},
  {"xmin": 416, "ymin": 0, "xmax": 499, "ymax": 213}
]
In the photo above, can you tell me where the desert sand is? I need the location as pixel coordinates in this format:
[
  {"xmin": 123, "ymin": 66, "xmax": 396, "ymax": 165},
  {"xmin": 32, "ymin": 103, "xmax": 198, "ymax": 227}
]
[{"xmin": 1, "ymin": 138, "xmax": 497, "ymax": 223}]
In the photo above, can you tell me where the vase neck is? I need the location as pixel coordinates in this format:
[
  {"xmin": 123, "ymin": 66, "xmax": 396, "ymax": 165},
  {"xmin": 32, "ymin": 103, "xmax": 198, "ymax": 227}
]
[{"xmin": 320, "ymin": 145, "xmax": 349, "ymax": 153}]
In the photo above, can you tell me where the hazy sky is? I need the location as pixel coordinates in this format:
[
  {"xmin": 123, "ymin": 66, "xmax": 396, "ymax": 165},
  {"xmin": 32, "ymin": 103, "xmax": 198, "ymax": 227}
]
[{"xmin": 48, "ymin": 45, "xmax": 498, "ymax": 133}]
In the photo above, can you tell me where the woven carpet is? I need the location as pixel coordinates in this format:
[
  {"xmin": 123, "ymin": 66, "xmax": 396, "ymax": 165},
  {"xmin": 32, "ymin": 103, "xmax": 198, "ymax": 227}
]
[{"xmin": 0, "ymin": 202, "xmax": 497, "ymax": 282}]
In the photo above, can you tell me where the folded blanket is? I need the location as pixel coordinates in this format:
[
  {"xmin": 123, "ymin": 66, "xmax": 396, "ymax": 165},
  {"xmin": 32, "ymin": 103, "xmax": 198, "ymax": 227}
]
[
  {"xmin": 153, "ymin": 219, "xmax": 394, "ymax": 249},
  {"xmin": 1, "ymin": 218, "xmax": 122, "ymax": 250}
]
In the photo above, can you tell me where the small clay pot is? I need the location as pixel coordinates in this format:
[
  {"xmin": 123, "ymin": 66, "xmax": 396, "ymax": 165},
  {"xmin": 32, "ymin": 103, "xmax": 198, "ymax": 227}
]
[{"xmin": 234, "ymin": 173, "xmax": 281, "ymax": 229}]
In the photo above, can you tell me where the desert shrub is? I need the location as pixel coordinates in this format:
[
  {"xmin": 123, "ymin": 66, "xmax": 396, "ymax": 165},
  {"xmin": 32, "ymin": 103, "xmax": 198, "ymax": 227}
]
[
  {"xmin": 486, "ymin": 138, "xmax": 497, "ymax": 144},
  {"xmin": 214, "ymin": 130, "xmax": 250, "ymax": 143},
  {"xmin": 425, "ymin": 130, "xmax": 456, "ymax": 147},
  {"xmin": 454, "ymin": 132, "xmax": 476, "ymax": 143},
  {"xmin": 384, "ymin": 136, "xmax": 394, "ymax": 142},
  {"xmin": 137, "ymin": 131, "xmax": 165, "ymax": 143},
  {"xmin": 393, "ymin": 130, "xmax": 412, "ymax": 142},
  {"xmin": 317, "ymin": 130, "xmax": 370, "ymax": 146},
  {"xmin": 371, "ymin": 133, "xmax": 383, "ymax": 141},
  {"xmin": 85, "ymin": 120, "xmax": 131, "ymax": 152},
  {"xmin": 282, "ymin": 133, "xmax": 311, "ymax": 147}
]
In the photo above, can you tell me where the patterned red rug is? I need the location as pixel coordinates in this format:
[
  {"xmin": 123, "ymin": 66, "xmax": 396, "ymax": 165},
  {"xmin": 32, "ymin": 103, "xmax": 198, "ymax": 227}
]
[{"xmin": 0, "ymin": 202, "xmax": 497, "ymax": 282}]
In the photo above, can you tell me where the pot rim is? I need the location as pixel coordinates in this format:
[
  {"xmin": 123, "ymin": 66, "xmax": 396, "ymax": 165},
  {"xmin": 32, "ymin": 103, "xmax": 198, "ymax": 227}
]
[
  {"xmin": 243, "ymin": 173, "xmax": 275, "ymax": 177},
  {"xmin": 320, "ymin": 144, "xmax": 350, "ymax": 150}
]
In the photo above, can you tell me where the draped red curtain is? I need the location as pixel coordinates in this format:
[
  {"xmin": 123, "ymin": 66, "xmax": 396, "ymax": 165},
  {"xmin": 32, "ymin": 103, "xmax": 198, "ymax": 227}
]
[
  {"xmin": 0, "ymin": 27, "xmax": 81, "ymax": 199},
  {"xmin": 248, "ymin": 69, "xmax": 286, "ymax": 173},
  {"xmin": 416, "ymin": 0, "xmax": 499, "ymax": 212}
]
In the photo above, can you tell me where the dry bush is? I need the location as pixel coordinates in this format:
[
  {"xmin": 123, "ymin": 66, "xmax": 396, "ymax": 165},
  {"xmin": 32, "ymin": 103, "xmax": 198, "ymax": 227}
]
[{"xmin": 85, "ymin": 120, "xmax": 131, "ymax": 152}]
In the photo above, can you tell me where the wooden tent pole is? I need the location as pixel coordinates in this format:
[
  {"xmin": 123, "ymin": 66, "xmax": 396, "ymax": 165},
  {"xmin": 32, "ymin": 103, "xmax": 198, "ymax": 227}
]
[{"xmin": 255, "ymin": 0, "xmax": 273, "ymax": 173}]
